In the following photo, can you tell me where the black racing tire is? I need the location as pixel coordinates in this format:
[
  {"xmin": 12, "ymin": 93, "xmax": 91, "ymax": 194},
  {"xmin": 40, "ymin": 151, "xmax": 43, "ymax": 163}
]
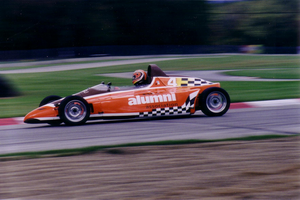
[
  {"xmin": 58, "ymin": 96, "xmax": 90, "ymax": 126},
  {"xmin": 39, "ymin": 95, "xmax": 62, "ymax": 126},
  {"xmin": 39, "ymin": 95, "xmax": 62, "ymax": 107},
  {"xmin": 200, "ymin": 87, "xmax": 230, "ymax": 116}
]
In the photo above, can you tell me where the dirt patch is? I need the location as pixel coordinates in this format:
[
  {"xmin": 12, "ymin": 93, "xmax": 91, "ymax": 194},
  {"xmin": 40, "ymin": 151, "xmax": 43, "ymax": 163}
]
[{"xmin": 0, "ymin": 137, "xmax": 299, "ymax": 199}]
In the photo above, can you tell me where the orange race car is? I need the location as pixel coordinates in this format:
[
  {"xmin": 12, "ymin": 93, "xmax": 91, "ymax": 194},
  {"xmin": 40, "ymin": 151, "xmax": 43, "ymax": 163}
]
[{"xmin": 24, "ymin": 64, "xmax": 230, "ymax": 126}]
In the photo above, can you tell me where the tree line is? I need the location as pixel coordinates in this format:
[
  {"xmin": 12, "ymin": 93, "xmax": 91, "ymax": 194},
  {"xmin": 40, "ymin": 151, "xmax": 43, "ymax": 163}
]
[{"xmin": 0, "ymin": 0, "xmax": 298, "ymax": 51}]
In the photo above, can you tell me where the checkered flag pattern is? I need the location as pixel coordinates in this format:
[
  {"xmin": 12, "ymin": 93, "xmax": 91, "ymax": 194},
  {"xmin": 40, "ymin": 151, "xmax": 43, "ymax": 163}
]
[
  {"xmin": 139, "ymin": 91, "xmax": 199, "ymax": 118},
  {"xmin": 139, "ymin": 106, "xmax": 188, "ymax": 117},
  {"xmin": 180, "ymin": 78, "xmax": 212, "ymax": 87}
]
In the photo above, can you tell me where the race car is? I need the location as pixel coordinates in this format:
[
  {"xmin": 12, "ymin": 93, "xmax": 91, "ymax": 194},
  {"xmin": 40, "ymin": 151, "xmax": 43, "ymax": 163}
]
[{"xmin": 24, "ymin": 64, "xmax": 230, "ymax": 126}]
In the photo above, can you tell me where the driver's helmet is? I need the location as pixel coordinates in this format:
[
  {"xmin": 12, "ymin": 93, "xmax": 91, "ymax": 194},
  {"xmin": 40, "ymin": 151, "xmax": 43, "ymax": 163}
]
[{"xmin": 132, "ymin": 70, "xmax": 147, "ymax": 86}]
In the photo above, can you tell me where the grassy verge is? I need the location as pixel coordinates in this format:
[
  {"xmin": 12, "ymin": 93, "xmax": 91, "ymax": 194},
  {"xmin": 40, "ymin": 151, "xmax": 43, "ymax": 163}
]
[
  {"xmin": 224, "ymin": 68, "xmax": 300, "ymax": 79},
  {"xmin": 0, "ymin": 134, "xmax": 298, "ymax": 160},
  {"xmin": 1, "ymin": 55, "xmax": 299, "ymax": 118},
  {"xmin": 220, "ymin": 81, "xmax": 300, "ymax": 102},
  {"xmin": 0, "ymin": 58, "xmax": 137, "ymax": 71}
]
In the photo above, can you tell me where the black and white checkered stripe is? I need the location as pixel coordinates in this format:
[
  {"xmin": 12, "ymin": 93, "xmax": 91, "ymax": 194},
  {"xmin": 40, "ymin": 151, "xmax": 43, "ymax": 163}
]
[
  {"xmin": 139, "ymin": 106, "xmax": 188, "ymax": 117},
  {"xmin": 180, "ymin": 78, "xmax": 211, "ymax": 87},
  {"xmin": 139, "ymin": 91, "xmax": 198, "ymax": 117}
]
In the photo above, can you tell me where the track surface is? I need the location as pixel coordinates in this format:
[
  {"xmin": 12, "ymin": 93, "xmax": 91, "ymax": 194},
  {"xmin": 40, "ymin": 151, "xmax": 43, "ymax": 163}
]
[
  {"xmin": 1, "ymin": 105, "xmax": 299, "ymax": 154},
  {"xmin": 1, "ymin": 55, "xmax": 299, "ymax": 154}
]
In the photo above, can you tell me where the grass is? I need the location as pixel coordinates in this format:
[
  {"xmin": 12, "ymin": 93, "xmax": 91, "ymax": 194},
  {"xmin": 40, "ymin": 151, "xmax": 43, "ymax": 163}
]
[
  {"xmin": 224, "ymin": 68, "xmax": 300, "ymax": 79},
  {"xmin": 149, "ymin": 55, "xmax": 300, "ymax": 70},
  {"xmin": 1, "ymin": 55, "xmax": 299, "ymax": 118},
  {"xmin": 0, "ymin": 134, "xmax": 298, "ymax": 159},
  {"xmin": 0, "ymin": 58, "xmax": 136, "ymax": 71},
  {"xmin": 221, "ymin": 81, "xmax": 300, "ymax": 102}
]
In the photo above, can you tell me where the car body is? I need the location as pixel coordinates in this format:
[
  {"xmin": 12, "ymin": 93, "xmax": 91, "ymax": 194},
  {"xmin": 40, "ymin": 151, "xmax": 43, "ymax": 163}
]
[{"xmin": 24, "ymin": 64, "xmax": 230, "ymax": 126}]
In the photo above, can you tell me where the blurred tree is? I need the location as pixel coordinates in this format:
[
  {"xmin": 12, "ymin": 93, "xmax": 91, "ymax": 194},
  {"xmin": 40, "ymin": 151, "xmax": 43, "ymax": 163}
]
[
  {"xmin": 208, "ymin": 0, "xmax": 298, "ymax": 47},
  {"xmin": 0, "ymin": 75, "xmax": 19, "ymax": 97},
  {"xmin": 0, "ymin": 0, "xmax": 209, "ymax": 50},
  {"xmin": 0, "ymin": 0, "xmax": 297, "ymax": 50},
  {"xmin": 110, "ymin": 0, "xmax": 208, "ymax": 45}
]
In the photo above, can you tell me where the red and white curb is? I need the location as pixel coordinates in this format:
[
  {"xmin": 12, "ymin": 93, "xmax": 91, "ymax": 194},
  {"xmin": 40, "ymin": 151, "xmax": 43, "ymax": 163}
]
[
  {"xmin": 1, "ymin": 99, "xmax": 300, "ymax": 126},
  {"xmin": 230, "ymin": 98, "xmax": 300, "ymax": 109},
  {"xmin": 0, "ymin": 117, "xmax": 24, "ymax": 126}
]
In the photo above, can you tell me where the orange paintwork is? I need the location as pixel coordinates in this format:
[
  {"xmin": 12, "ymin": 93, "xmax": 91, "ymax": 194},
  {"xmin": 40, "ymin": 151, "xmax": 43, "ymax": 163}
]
[
  {"xmin": 24, "ymin": 105, "xmax": 59, "ymax": 122},
  {"xmin": 24, "ymin": 76, "xmax": 221, "ymax": 123}
]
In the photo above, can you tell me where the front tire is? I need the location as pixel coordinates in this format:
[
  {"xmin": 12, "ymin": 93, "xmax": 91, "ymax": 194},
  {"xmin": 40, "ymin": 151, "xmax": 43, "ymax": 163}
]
[
  {"xmin": 39, "ymin": 95, "xmax": 62, "ymax": 126},
  {"xmin": 200, "ymin": 87, "xmax": 230, "ymax": 116},
  {"xmin": 39, "ymin": 95, "xmax": 62, "ymax": 107},
  {"xmin": 58, "ymin": 96, "xmax": 90, "ymax": 126}
]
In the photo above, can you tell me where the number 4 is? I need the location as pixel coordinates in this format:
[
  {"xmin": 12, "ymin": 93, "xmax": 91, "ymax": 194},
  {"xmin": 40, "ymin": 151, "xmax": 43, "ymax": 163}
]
[{"xmin": 168, "ymin": 78, "xmax": 177, "ymax": 87}]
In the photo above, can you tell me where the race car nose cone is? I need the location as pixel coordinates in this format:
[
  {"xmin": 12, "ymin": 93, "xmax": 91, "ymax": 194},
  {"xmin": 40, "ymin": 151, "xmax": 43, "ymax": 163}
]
[
  {"xmin": 24, "ymin": 118, "xmax": 41, "ymax": 124},
  {"xmin": 24, "ymin": 111, "xmax": 38, "ymax": 123},
  {"xmin": 24, "ymin": 105, "xmax": 59, "ymax": 124}
]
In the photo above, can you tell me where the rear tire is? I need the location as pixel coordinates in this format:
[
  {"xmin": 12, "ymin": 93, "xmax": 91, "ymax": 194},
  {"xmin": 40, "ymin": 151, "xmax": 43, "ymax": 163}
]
[
  {"xmin": 58, "ymin": 96, "xmax": 90, "ymax": 126},
  {"xmin": 200, "ymin": 87, "xmax": 230, "ymax": 116}
]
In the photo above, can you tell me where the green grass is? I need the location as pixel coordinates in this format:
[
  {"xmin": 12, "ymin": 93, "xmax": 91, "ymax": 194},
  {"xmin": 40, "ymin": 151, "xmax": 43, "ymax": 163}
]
[
  {"xmin": 0, "ymin": 58, "xmax": 135, "ymax": 71},
  {"xmin": 150, "ymin": 55, "xmax": 300, "ymax": 70},
  {"xmin": 220, "ymin": 81, "xmax": 300, "ymax": 102},
  {"xmin": 0, "ymin": 134, "xmax": 298, "ymax": 160},
  {"xmin": 224, "ymin": 68, "xmax": 300, "ymax": 79},
  {"xmin": 1, "ymin": 55, "xmax": 299, "ymax": 118}
]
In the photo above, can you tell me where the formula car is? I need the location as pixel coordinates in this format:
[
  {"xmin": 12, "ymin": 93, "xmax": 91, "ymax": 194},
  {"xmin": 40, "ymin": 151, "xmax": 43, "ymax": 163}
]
[{"xmin": 24, "ymin": 64, "xmax": 230, "ymax": 126}]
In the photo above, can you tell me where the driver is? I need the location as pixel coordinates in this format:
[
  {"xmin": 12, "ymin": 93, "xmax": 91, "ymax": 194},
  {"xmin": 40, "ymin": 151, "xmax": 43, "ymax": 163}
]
[{"xmin": 132, "ymin": 69, "xmax": 148, "ymax": 86}]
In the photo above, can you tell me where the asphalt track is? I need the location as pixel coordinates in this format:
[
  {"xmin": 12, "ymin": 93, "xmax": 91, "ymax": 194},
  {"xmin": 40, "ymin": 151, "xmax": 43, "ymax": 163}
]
[
  {"xmin": 0, "ymin": 56, "xmax": 188, "ymax": 74},
  {"xmin": 2, "ymin": 54, "xmax": 299, "ymax": 81},
  {"xmin": 1, "ymin": 55, "xmax": 299, "ymax": 154},
  {"xmin": 1, "ymin": 104, "xmax": 299, "ymax": 154}
]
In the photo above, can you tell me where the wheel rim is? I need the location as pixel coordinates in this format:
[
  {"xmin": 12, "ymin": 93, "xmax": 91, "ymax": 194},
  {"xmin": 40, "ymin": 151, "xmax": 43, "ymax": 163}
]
[
  {"xmin": 64, "ymin": 100, "xmax": 87, "ymax": 122},
  {"xmin": 206, "ymin": 91, "xmax": 227, "ymax": 113}
]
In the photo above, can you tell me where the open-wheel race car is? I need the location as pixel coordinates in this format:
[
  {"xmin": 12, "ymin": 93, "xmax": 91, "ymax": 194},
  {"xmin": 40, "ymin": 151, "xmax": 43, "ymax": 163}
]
[{"xmin": 24, "ymin": 64, "xmax": 230, "ymax": 126}]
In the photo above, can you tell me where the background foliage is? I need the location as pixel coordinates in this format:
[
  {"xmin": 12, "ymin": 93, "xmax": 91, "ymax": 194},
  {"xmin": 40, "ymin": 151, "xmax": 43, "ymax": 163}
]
[
  {"xmin": 0, "ymin": 0, "xmax": 298, "ymax": 51},
  {"xmin": 208, "ymin": 0, "xmax": 298, "ymax": 47}
]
